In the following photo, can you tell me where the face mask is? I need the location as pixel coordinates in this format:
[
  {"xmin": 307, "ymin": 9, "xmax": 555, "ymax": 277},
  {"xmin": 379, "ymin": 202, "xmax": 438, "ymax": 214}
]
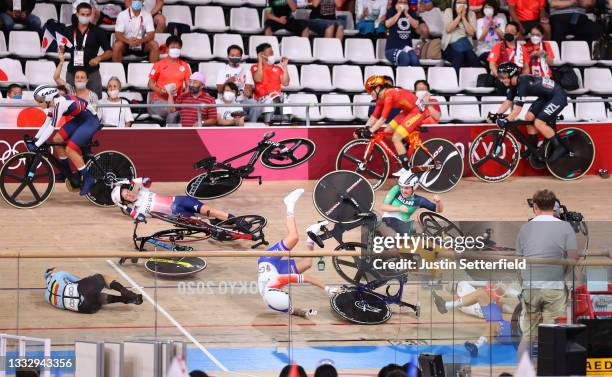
[
  {"xmin": 530, "ymin": 35, "xmax": 542, "ymax": 44},
  {"xmin": 131, "ymin": 1, "xmax": 143, "ymax": 10},
  {"xmin": 504, "ymin": 33, "xmax": 515, "ymax": 42},
  {"xmin": 455, "ymin": 3, "xmax": 465, "ymax": 11},
  {"xmin": 398, "ymin": 4, "xmax": 407, "ymax": 11},
  {"xmin": 75, "ymin": 82, "xmax": 87, "ymax": 90},
  {"xmin": 11, "ymin": 95, "xmax": 22, "ymax": 100},
  {"xmin": 108, "ymin": 90, "xmax": 120, "ymax": 99},
  {"xmin": 415, "ymin": 90, "xmax": 428, "ymax": 98},
  {"xmin": 78, "ymin": 16, "xmax": 91, "ymax": 25},
  {"xmin": 223, "ymin": 91, "xmax": 236, "ymax": 102},
  {"xmin": 169, "ymin": 48, "xmax": 181, "ymax": 58},
  {"xmin": 228, "ymin": 56, "xmax": 241, "ymax": 66},
  {"xmin": 267, "ymin": 55, "xmax": 275, "ymax": 65},
  {"xmin": 483, "ymin": 7, "xmax": 494, "ymax": 17},
  {"xmin": 189, "ymin": 85, "xmax": 201, "ymax": 95}
]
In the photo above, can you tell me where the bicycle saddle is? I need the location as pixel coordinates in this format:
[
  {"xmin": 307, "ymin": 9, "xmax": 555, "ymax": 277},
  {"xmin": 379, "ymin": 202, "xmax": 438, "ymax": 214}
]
[{"xmin": 194, "ymin": 156, "xmax": 216, "ymax": 170}]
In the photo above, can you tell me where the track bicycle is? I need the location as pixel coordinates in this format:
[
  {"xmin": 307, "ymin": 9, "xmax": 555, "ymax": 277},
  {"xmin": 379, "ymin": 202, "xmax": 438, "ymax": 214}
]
[
  {"xmin": 0, "ymin": 135, "xmax": 136, "ymax": 208},
  {"xmin": 469, "ymin": 113, "xmax": 595, "ymax": 182},
  {"xmin": 336, "ymin": 130, "xmax": 463, "ymax": 193},
  {"xmin": 186, "ymin": 132, "xmax": 316, "ymax": 200}
]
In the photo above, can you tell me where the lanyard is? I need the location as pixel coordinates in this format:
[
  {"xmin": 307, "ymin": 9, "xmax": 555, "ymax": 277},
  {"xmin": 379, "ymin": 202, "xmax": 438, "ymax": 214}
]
[
  {"xmin": 74, "ymin": 27, "xmax": 89, "ymax": 50},
  {"xmin": 128, "ymin": 8, "xmax": 144, "ymax": 27}
]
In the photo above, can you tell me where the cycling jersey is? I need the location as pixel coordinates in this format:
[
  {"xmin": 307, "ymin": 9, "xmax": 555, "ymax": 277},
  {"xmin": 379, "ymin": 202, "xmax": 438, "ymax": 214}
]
[
  {"xmin": 382, "ymin": 184, "xmax": 436, "ymax": 222},
  {"xmin": 506, "ymin": 75, "xmax": 567, "ymax": 124},
  {"xmin": 372, "ymin": 88, "xmax": 423, "ymax": 121},
  {"xmin": 45, "ymin": 270, "xmax": 80, "ymax": 311},
  {"xmin": 129, "ymin": 189, "xmax": 202, "ymax": 218}
]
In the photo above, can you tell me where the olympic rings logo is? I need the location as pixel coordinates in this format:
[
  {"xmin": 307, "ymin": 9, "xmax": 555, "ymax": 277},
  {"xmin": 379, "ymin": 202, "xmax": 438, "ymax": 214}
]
[{"xmin": 0, "ymin": 139, "xmax": 26, "ymax": 170}]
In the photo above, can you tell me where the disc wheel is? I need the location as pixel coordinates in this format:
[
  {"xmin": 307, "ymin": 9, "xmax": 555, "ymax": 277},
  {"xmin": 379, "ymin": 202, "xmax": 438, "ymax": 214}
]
[
  {"xmin": 411, "ymin": 138, "xmax": 463, "ymax": 193},
  {"xmin": 0, "ymin": 152, "xmax": 55, "ymax": 209},
  {"xmin": 215, "ymin": 214, "xmax": 267, "ymax": 240},
  {"xmin": 86, "ymin": 150, "xmax": 137, "ymax": 207},
  {"xmin": 313, "ymin": 170, "xmax": 374, "ymax": 224},
  {"xmin": 331, "ymin": 288, "xmax": 392, "ymax": 324},
  {"xmin": 336, "ymin": 139, "xmax": 390, "ymax": 190},
  {"xmin": 332, "ymin": 242, "xmax": 410, "ymax": 285},
  {"xmin": 469, "ymin": 129, "xmax": 520, "ymax": 183},
  {"xmin": 545, "ymin": 128, "xmax": 595, "ymax": 180},
  {"xmin": 145, "ymin": 257, "xmax": 207, "ymax": 277},
  {"xmin": 186, "ymin": 170, "xmax": 242, "ymax": 200},
  {"xmin": 260, "ymin": 138, "xmax": 316, "ymax": 169},
  {"xmin": 419, "ymin": 212, "xmax": 464, "ymax": 239}
]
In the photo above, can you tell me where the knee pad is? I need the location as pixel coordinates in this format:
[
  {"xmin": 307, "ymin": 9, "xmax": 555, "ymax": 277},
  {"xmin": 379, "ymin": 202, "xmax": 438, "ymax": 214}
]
[{"xmin": 263, "ymin": 288, "xmax": 291, "ymax": 313}]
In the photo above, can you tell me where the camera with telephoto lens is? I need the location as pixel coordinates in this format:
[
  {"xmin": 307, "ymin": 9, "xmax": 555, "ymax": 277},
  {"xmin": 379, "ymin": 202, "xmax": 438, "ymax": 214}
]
[{"xmin": 526, "ymin": 198, "xmax": 585, "ymax": 233}]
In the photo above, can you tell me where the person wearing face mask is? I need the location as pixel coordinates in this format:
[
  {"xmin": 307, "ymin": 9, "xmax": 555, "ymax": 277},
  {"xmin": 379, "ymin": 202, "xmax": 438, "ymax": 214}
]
[
  {"xmin": 147, "ymin": 36, "xmax": 191, "ymax": 124},
  {"xmin": 98, "ymin": 77, "xmax": 134, "ymax": 128},
  {"xmin": 216, "ymin": 45, "xmax": 257, "ymax": 121},
  {"xmin": 413, "ymin": 80, "xmax": 441, "ymax": 126},
  {"xmin": 6, "ymin": 84, "xmax": 23, "ymax": 100},
  {"xmin": 251, "ymin": 43, "xmax": 291, "ymax": 124},
  {"xmin": 521, "ymin": 24, "xmax": 554, "ymax": 78},
  {"xmin": 488, "ymin": 21, "xmax": 524, "ymax": 93},
  {"xmin": 216, "ymin": 82, "xmax": 245, "ymax": 127},
  {"xmin": 384, "ymin": 0, "xmax": 429, "ymax": 66},
  {"xmin": 113, "ymin": 0, "xmax": 160, "ymax": 63},
  {"xmin": 0, "ymin": 0, "xmax": 40, "ymax": 31},
  {"xmin": 170, "ymin": 72, "xmax": 217, "ymax": 127},
  {"xmin": 54, "ymin": 47, "xmax": 100, "ymax": 107},
  {"xmin": 475, "ymin": 0, "xmax": 506, "ymax": 63},
  {"xmin": 442, "ymin": 0, "xmax": 482, "ymax": 74},
  {"xmin": 71, "ymin": 0, "xmax": 101, "ymax": 25},
  {"xmin": 263, "ymin": 0, "xmax": 310, "ymax": 37}
]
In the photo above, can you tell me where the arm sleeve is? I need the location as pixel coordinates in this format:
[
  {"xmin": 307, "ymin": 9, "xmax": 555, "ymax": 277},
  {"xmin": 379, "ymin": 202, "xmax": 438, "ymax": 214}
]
[
  {"xmin": 244, "ymin": 68, "xmax": 254, "ymax": 85},
  {"xmin": 410, "ymin": 10, "xmax": 425, "ymax": 24},
  {"xmin": 371, "ymin": 100, "xmax": 383, "ymax": 118},
  {"xmin": 35, "ymin": 100, "xmax": 70, "ymax": 147},
  {"xmin": 514, "ymin": 78, "xmax": 527, "ymax": 106},
  {"xmin": 506, "ymin": 85, "xmax": 516, "ymax": 101},
  {"xmin": 268, "ymin": 274, "xmax": 304, "ymax": 289},
  {"xmin": 149, "ymin": 62, "xmax": 160, "ymax": 80},
  {"xmin": 216, "ymin": 68, "xmax": 226, "ymax": 86},
  {"xmin": 115, "ymin": 13, "xmax": 126, "ymax": 32},
  {"xmin": 204, "ymin": 98, "xmax": 218, "ymax": 120},
  {"xmin": 379, "ymin": 94, "xmax": 395, "ymax": 120},
  {"xmin": 487, "ymin": 43, "xmax": 500, "ymax": 62},
  {"xmin": 64, "ymin": 272, "xmax": 80, "ymax": 283},
  {"xmin": 417, "ymin": 196, "xmax": 437, "ymax": 211},
  {"xmin": 383, "ymin": 185, "xmax": 400, "ymax": 204},
  {"xmin": 565, "ymin": 224, "xmax": 578, "ymax": 251},
  {"xmin": 144, "ymin": 14, "xmax": 155, "ymax": 33},
  {"xmin": 356, "ymin": 0, "xmax": 364, "ymax": 19}
]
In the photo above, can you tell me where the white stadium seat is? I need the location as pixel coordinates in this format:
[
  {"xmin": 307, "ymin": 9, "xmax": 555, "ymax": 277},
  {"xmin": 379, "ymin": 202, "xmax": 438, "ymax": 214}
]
[
  {"xmin": 567, "ymin": 68, "xmax": 589, "ymax": 95},
  {"xmin": 301, "ymin": 64, "xmax": 333, "ymax": 91},
  {"xmin": 345, "ymin": 38, "xmax": 377, "ymax": 64},
  {"xmin": 154, "ymin": 33, "xmax": 171, "ymax": 47},
  {"xmin": 181, "ymin": 33, "xmax": 213, "ymax": 60},
  {"xmin": 230, "ymin": 8, "xmax": 261, "ymax": 33},
  {"xmin": 353, "ymin": 94, "xmax": 372, "ymax": 120},
  {"xmin": 195, "ymin": 6, "xmax": 229, "ymax": 32},
  {"xmin": 281, "ymin": 37, "xmax": 314, "ymax": 63},
  {"xmin": 583, "ymin": 68, "xmax": 612, "ymax": 94},
  {"xmin": 321, "ymin": 94, "xmax": 355, "ymax": 121},
  {"xmin": 9, "ymin": 31, "xmax": 42, "ymax": 58},
  {"xmin": 428, "ymin": 67, "xmax": 460, "ymax": 93},
  {"xmin": 449, "ymin": 95, "xmax": 482, "ymax": 122},
  {"xmin": 420, "ymin": 8, "xmax": 444, "ymax": 37},
  {"xmin": 283, "ymin": 64, "xmax": 302, "ymax": 91},
  {"xmin": 575, "ymin": 96, "xmax": 607, "ymax": 121},
  {"xmin": 0, "ymin": 58, "xmax": 27, "ymax": 86},
  {"xmin": 364, "ymin": 66, "xmax": 394, "ymax": 84},
  {"xmin": 213, "ymin": 34, "xmax": 244, "ymax": 58},
  {"xmin": 163, "ymin": 5, "xmax": 194, "ymax": 28},
  {"xmin": 459, "ymin": 67, "xmax": 494, "ymax": 93},
  {"xmin": 288, "ymin": 93, "xmax": 323, "ymax": 121},
  {"xmin": 59, "ymin": 4, "xmax": 72, "ymax": 25},
  {"xmin": 336, "ymin": 11, "xmax": 358, "ymax": 35},
  {"xmin": 333, "ymin": 65, "xmax": 363, "ymax": 92},
  {"xmin": 127, "ymin": 63, "xmax": 154, "ymax": 89},
  {"xmin": 376, "ymin": 39, "xmax": 388, "ymax": 63},
  {"xmin": 32, "ymin": 3, "xmax": 58, "ymax": 26},
  {"xmin": 183, "ymin": 0, "xmax": 212, "ymax": 4},
  {"xmin": 396, "ymin": 66, "xmax": 426, "ymax": 90},
  {"xmin": 559, "ymin": 102, "xmax": 577, "ymax": 122},
  {"xmin": 215, "ymin": 0, "xmax": 244, "ymax": 6},
  {"xmin": 313, "ymin": 38, "xmax": 346, "ymax": 64},
  {"xmin": 479, "ymin": 96, "xmax": 508, "ymax": 119},
  {"xmin": 25, "ymin": 60, "xmax": 56, "ymax": 86},
  {"xmin": 101, "ymin": 92, "xmax": 144, "ymax": 103},
  {"xmin": 198, "ymin": 62, "xmax": 226, "ymax": 89},
  {"xmin": 99, "ymin": 62, "xmax": 127, "ymax": 87},
  {"xmin": 547, "ymin": 40, "xmax": 562, "ymax": 66},
  {"xmin": 431, "ymin": 95, "xmax": 450, "ymax": 122},
  {"xmin": 0, "ymin": 33, "xmax": 7, "ymax": 57},
  {"xmin": 249, "ymin": 36, "xmax": 280, "ymax": 59},
  {"xmin": 561, "ymin": 41, "xmax": 595, "ymax": 66}
]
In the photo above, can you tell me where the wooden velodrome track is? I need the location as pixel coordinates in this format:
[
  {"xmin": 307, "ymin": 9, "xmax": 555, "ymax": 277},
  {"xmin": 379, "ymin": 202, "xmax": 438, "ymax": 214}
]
[{"xmin": 1, "ymin": 176, "xmax": 611, "ymax": 376}]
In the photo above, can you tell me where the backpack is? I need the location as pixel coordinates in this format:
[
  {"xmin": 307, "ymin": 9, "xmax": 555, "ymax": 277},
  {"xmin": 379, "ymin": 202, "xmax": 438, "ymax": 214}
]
[
  {"xmin": 593, "ymin": 37, "xmax": 612, "ymax": 60},
  {"xmin": 419, "ymin": 39, "xmax": 442, "ymax": 60},
  {"xmin": 553, "ymin": 64, "xmax": 579, "ymax": 91}
]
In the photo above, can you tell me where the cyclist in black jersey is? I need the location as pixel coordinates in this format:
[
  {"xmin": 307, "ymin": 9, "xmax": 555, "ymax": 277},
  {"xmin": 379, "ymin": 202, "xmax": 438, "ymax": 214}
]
[{"xmin": 487, "ymin": 62, "xmax": 568, "ymax": 162}]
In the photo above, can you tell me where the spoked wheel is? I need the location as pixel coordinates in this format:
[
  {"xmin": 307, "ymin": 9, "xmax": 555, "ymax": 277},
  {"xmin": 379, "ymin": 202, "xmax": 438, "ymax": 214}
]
[
  {"xmin": 332, "ymin": 242, "xmax": 410, "ymax": 285},
  {"xmin": 419, "ymin": 212, "xmax": 464, "ymax": 238},
  {"xmin": 411, "ymin": 138, "xmax": 463, "ymax": 193},
  {"xmin": 313, "ymin": 170, "xmax": 375, "ymax": 224},
  {"xmin": 215, "ymin": 214, "xmax": 267, "ymax": 239},
  {"xmin": 260, "ymin": 138, "xmax": 316, "ymax": 169},
  {"xmin": 150, "ymin": 212, "xmax": 211, "ymax": 231},
  {"xmin": 0, "ymin": 152, "xmax": 55, "ymax": 209},
  {"xmin": 469, "ymin": 129, "xmax": 520, "ymax": 183},
  {"xmin": 152, "ymin": 229, "xmax": 211, "ymax": 244},
  {"xmin": 331, "ymin": 288, "xmax": 392, "ymax": 325},
  {"xmin": 186, "ymin": 170, "xmax": 243, "ymax": 200},
  {"xmin": 86, "ymin": 150, "xmax": 137, "ymax": 207},
  {"xmin": 546, "ymin": 128, "xmax": 595, "ymax": 180},
  {"xmin": 145, "ymin": 257, "xmax": 207, "ymax": 277},
  {"xmin": 335, "ymin": 139, "xmax": 390, "ymax": 190}
]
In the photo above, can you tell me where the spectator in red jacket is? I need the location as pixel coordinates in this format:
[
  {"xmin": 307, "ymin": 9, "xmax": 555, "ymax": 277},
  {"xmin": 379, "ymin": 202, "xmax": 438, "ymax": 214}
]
[
  {"xmin": 507, "ymin": 0, "xmax": 549, "ymax": 38},
  {"xmin": 522, "ymin": 24, "xmax": 554, "ymax": 77}
]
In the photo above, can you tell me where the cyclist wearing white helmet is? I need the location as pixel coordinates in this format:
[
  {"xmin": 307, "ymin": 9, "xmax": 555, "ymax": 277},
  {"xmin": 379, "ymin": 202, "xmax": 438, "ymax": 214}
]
[
  {"xmin": 380, "ymin": 170, "xmax": 443, "ymax": 234},
  {"xmin": 29, "ymin": 84, "xmax": 101, "ymax": 196}
]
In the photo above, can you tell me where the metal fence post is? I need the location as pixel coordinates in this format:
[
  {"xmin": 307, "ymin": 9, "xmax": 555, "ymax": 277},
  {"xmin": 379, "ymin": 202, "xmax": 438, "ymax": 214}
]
[
  {"xmin": 305, "ymin": 104, "xmax": 310, "ymax": 127},
  {"xmin": 196, "ymin": 104, "xmax": 203, "ymax": 127}
]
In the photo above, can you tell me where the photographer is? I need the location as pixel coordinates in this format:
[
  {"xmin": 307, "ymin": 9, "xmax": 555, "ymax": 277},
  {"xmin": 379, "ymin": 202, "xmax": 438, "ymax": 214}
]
[{"xmin": 515, "ymin": 189, "xmax": 578, "ymax": 360}]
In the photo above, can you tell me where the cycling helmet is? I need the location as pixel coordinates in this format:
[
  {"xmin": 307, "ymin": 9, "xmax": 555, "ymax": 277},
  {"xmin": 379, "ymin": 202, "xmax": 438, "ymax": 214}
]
[
  {"xmin": 497, "ymin": 62, "xmax": 519, "ymax": 78},
  {"xmin": 111, "ymin": 184, "xmax": 131, "ymax": 206},
  {"xmin": 398, "ymin": 170, "xmax": 419, "ymax": 189},
  {"xmin": 365, "ymin": 75, "xmax": 387, "ymax": 94},
  {"xmin": 33, "ymin": 85, "xmax": 60, "ymax": 103}
]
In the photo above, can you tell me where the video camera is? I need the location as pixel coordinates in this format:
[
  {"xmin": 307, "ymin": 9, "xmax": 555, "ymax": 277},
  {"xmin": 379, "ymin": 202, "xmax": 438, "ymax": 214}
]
[{"xmin": 527, "ymin": 198, "xmax": 586, "ymax": 234}]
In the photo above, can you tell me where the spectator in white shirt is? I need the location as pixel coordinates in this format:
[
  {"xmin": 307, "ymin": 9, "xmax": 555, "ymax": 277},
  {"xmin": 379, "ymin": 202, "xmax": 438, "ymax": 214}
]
[
  {"xmin": 216, "ymin": 45, "xmax": 257, "ymax": 122},
  {"xmin": 356, "ymin": 0, "xmax": 387, "ymax": 37},
  {"xmin": 98, "ymin": 77, "xmax": 134, "ymax": 128},
  {"xmin": 112, "ymin": 0, "xmax": 159, "ymax": 63},
  {"xmin": 475, "ymin": 0, "xmax": 506, "ymax": 63},
  {"xmin": 143, "ymin": 0, "xmax": 166, "ymax": 33},
  {"xmin": 216, "ymin": 82, "xmax": 245, "ymax": 127}
]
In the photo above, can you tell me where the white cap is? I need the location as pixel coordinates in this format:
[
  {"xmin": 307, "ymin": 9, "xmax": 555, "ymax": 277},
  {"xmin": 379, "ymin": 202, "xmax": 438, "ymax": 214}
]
[{"xmin": 398, "ymin": 170, "xmax": 419, "ymax": 189}]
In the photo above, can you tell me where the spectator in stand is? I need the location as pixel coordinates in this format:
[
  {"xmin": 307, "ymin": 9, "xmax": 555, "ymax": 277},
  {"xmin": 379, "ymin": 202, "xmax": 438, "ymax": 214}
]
[
  {"xmin": 143, "ymin": 0, "xmax": 166, "ymax": 33},
  {"xmin": 147, "ymin": 35, "xmax": 191, "ymax": 124},
  {"xmin": 488, "ymin": 22, "xmax": 524, "ymax": 77},
  {"xmin": 72, "ymin": 0, "xmax": 101, "ymax": 25},
  {"xmin": 113, "ymin": 0, "xmax": 159, "ymax": 63},
  {"xmin": 356, "ymin": 0, "xmax": 387, "ymax": 37},
  {"xmin": 279, "ymin": 365, "xmax": 308, "ymax": 377},
  {"xmin": 548, "ymin": 0, "xmax": 602, "ymax": 44},
  {"xmin": 314, "ymin": 364, "xmax": 338, "ymax": 377},
  {"xmin": 189, "ymin": 371, "xmax": 209, "ymax": 377},
  {"xmin": 0, "ymin": 0, "xmax": 40, "ymax": 31},
  {"xmin": 508, "ymin": 0, "xmax": 548, "ymax": 38},
  {"xmin": 469, "ymin": 0, "xmax": 485, "ymax": 13},
  {"xmin": 216, "ymin": 45, "xmax": 257, "ymax": 121},
  {"xmin": 309, "ymin": 0, "xmax": 345, "ymax": 39},
  {"xmin": 408, "ymin": 0, "xmax": 434, "ymax": 12},
  {"xmin": 522, "ymin": 24, "xmax": 554, "ymax": 77},
  {"xmin": 475, "ymin": 0, "xmax": 506, "ymax": 63},
  {"xmin": 170, "ymin": 72, "xmax": 217, "ymax": 127},
  {"xmin": 6, "ymin": 84, "xmax": 22, "ymax": 99},
  {"xmin": 263, "ymin": 0, "xmax": 310, "ymax": 37},
  {"xmin": 64, "ymin": 3, "xmax": 112, "ymax": 98},
  {"xmin": 442, "ymin": 0, "xmax": 481, "ymax": 73},
  {"xmin": 98, "ymin": 77, "xmax": 134, "ymax": 127},
  {"xmin": 251, "ymin": 43, "xmax": 290, "ymax": 123},
  {"xmin": 384, "ymin": 0, "xmax": 429, "ymax": 66},
  {"xmin": 216, "ymin": 82, "xmax": 245, "ymax": 127},
  {"xmin": 54, "ymin": 47, "xmax": 100, "ymax": 107},
  {"xmin": 378, "ymin": 364, "xmax": 405, "ymax": 377}
]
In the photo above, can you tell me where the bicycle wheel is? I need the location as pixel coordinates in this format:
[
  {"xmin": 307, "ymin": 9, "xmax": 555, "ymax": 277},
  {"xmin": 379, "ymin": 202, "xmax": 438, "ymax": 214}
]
[
  {"xmin": 333, "ymin": 242, "xmax": 410, "ymax": 285},
  {"xmin": 260, "ymin": 138, "xmax": 316, "ymax": 169},
  {"xmin": 86, "ymin": 150, "xmax": 137, "ymax": 207},
  {"xmin": 546, "ymin": 128, "xmax": 595, "ymax": 180},
  {"xmin": 185, "ymin": 170, "xmax": 242, "ymax": 200},
  {"xmin": 216, "ymin": 214, "xmax": 267, "ymax": 238},
  {"xmin": 469, "ymin": 129, "xmax": 520, "ymax": 183},
  {"xmin": 336, "ymin": 139, "xmax": 390, "ymax": 190},
  {"xmin": 0, "ymin": 152, "xmax": 55, "ymax": 209},
  {"xmin": 411, "ymin": 138, "xmax": 463, "ymax": 193},
  {"xmin": 313, "ymin": 170, "xmax": 374, "ymax": 224},
  {"xmin": 418, "ymin": 212, "xmax": 464, "ymax": 239},
  {"xmin": 145, "ymin": 257, "xmax": 207, "ymax": 277},
  {"xmin": 331, "ymin": 288, "xmax": 392, "ymax": 324},
  {"xmin": 150, "ymin": 212, "xmax": 211, "ymax": 231}
]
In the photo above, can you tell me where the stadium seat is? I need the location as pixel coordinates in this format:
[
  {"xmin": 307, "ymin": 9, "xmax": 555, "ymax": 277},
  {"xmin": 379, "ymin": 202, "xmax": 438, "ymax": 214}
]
[
  {"xmin": 431, "ymin": 95, "xmax": 450, "ymax": 122},
  {"xmin": 131, "ymin": 123, "xmax": 162, "ymax": 128},
  {"xmin": 479, "ymin": 96, "xmax": 508, "ymax": 119},
  {"xmin": 353, "ymin": 94, "xmax": 372, "ymax": 120},
  {"xmin": 321, "ymin": 94, "xmax": 355, "ymax": 121},
  {"xmin": 280, "ymin": 37, "xmax": 314, "ymax": 63},
  {"xmin": 301, "ymin": 65, "xmax": 333, "ymax": 91},
  {"xmin": 283, "ymin": 64, "xmax": 302, "ymax": 91},
  {"xmin": 313, "ymin": 38, "xmax": 346, "ymax": 64},
  {"xmin": 364, "ymin": 66, "xmax": 394, "ymax": 84},
  {"xmin": 345, "ymin": 38, "xmax": 377, "ymax": 64},
  {"xmin": 0, "ymin": 58, "xmax": 27, "ymax": 86},
  {"xmin": 449, "ymin": 95, "xmax": 481, "ymax": 122},
  {"xmin": 248, "ymin": 36, "xmax": 280, "ymax": 59},
  {"xmin": 245, "ymin": 0, "xmax": 266, "ymax": 6},
  {"xmin": 333, "ymin": 65, "xmax": 363, "ymax": 92},
  {"xmin": 420, "ymin": 8, "xmax": 444, "ymax": 37},
  {"xmin": 0, "ymin": 33, "xmax": 8, "ymax": 57},
  {"xmin": 517, "ymin": 96, "xmax": 538, "ymax": 120},
  {"xmin": 99, "ymin": 62, "xmax": 127, "ymax": 87},
  {"xmin": 198, "ymin": 62, "xmax": 226, "ymax": 89},
  {"xmin": 59, "ymin": 4, "xmax": 72, "ymax": 25},
  {"xmin": 559, "ymin": 102, "xmax": 577, "ymax": 122},
  {"xmin": 396, "ymin": 66, "xmax": 426, "ymax": 90},
  {"xmin": 9, "ymin": 31, "xmax": 42, "ymax": 58},
  {"xmin": 561, "ymin": 41, "xmax": 595, "ymax": 66},
  {"xmin": 376, "ymin": 39, "xmax": 389, "ymax": 63},
  {"xmin": 101, "ymin": 92, "xmax": 144, "ymax": 103},
  {"xmin": 195, "ymin": 6, "xmax": 229, "ymax": 32},
  {"xmin": 428, "ymin": 67, "xmax": 460, "ymax": 93},
  {"xmin": 163, "ymin": 5, "xmax": 194, "ymax": 28},
  {"xmin": 459, "ymin": 67, "xmax": 494, "ymax": 93},
  {"xmin": 584, "ymin": 68, "xmax": 612, "ymax": 94},
  {"xmin": 182, "ymin": 0, "xmax": 212, "ymax": 4},
  {"xmin": 230, "ymin": 8, "xmax": 261, "ymax": 33},
  {"xmin": 215, "ymin": 0, "xmax": 244, "ymax": 6},
  {"xmin": 32, "ymin": 3, "xmax": 57, "ymax": 26},
  {"xmin": 25, "ymin": 60, "xmax": 56, "ymax": 86},
  {"xmin": 181, "ymin": 33, "xmax": 213, "ymax": 60},
  {"xmin": 260, "ymin": 10, "xmax": 289, "ymax": 36},
  {"xmin": 213, "ymin": 34, "xmax": 244, "ymax": 58},
  {"xmin": 154, "ymin": 33, "xmax": 171, "ymax": 47},
  {"xmin": 547, "ymin": 40, "xmax": 562, "ymax": 66},
  {"xmin": 575, "ymin": 96, "xmax": 607, "ymax": 121},
  {"xmin": 288, "ymin": 93, "xmax": 323, "ymax": 121},
  {"xmin": 127, "ymin": 63, "xmax": 154, "ymax": 89},
  {"xmin": 567, "ymin": 68, "xmax": 589, "ymax": 95}
]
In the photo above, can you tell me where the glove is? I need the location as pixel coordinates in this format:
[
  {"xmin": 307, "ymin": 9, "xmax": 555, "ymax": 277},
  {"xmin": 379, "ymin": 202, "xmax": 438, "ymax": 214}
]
[
  {"xmin": 26, "ymin": 137, "xmax": 38, "ymax": 152},
  {"xmin": 135, "ymin": 213, "xmax": 146, "ymax": 223},
  {"xmin": 325, "ymin": 286, "xmax": 339, "ymax": 296},
  {"xmin": 355, "ymin": 128, "xmax": 372, "ymax": 139},
  {"xmin": 496, "ymin": 117, "xmax": 509, "ymax": 128},
  {"xmin": 487, "ymin": 112, "xmax": 498, "ymax": 123},
  {"xmin": 142, "ymin": 177, "xmax": 152, "ymax": 188}
]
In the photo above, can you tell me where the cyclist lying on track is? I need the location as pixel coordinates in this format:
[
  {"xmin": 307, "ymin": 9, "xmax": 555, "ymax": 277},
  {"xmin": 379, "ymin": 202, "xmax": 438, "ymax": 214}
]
[
  {"xmin": 45, "ymin": 268, "xmax": 142, "ymax": 314},
  {"xmin": 488, "ymin": 62, "xmax": 568, "ymax": 163},
  {"xmin": 27, "ymin": 85, "xmax": 101, "ymax": 196},
  {"xmin": 258, "ymin": 188, "xmax": 339, "ymax": 318},
  {"xmin": 432, "ymin": 280, "xmax": 520, "ymax": 358}
]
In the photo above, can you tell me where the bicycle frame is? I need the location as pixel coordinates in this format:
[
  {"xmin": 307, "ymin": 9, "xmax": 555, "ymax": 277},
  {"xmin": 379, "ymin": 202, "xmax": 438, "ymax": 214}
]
[
  {"xmin": 363, "ymin": 131, "xmax": 435, "ymax": 168},
  {"xmin": 26, "ymin": 140, "xmax": 100, "ymax": 185},
  {"xmin": 492, "ymin": 120, "xmax": 539, "ymax": 157}
]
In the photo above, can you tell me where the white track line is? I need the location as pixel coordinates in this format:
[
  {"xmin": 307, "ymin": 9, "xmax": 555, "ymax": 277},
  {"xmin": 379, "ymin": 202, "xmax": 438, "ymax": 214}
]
[{"xmin": 106, "ymin": 259, "xmax": 229, "ymax": 372}]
